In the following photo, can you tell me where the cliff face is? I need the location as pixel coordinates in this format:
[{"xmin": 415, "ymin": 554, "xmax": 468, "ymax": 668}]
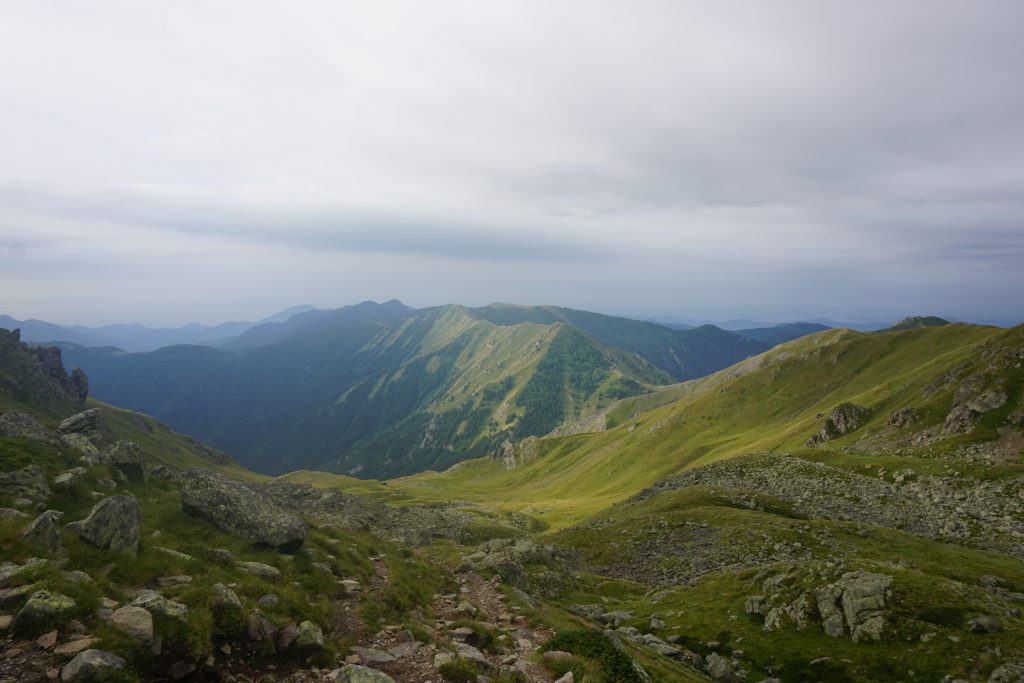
[{"xmin": 0, "ymin": 328, "xmax": 89, "ymax": 417}]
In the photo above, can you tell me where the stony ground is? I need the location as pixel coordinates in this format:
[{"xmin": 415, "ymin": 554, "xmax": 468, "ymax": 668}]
[{"xmin": 0, "ymin": 558, "xmax": 557, "ymax": 683}]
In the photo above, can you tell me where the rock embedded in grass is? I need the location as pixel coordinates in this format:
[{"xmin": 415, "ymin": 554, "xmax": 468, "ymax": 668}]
[
  {"xmin": 66, "ymin": 494, "xmax": 142, "ymax": 555},
  {"xmin": 11, "ymin": 589, "xmax": 76, "ymax": 637},
  {"xmin": 177, "ymin": 467, "xmax": 308, "ymax": 551},
  {"xmin": 20, "ymin": 510, "xmax": 65, "ymax": 557},
  {"xmin": 60, "ymin": 649, "xmax": 125, "ymax": 683}
]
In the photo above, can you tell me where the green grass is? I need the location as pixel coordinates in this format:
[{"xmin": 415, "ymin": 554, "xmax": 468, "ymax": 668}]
[{"xmin": 393, "ymin": 324, "xmax": 1023, "ymax": 529}]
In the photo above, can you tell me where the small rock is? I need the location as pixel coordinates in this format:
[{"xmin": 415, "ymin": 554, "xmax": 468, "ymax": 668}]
[
  {"xmin": 237, "ymin": 561, "xmax": 282, "ymax": 581},
  {"xmin": 328, "ymin": 664, "xmax": 396, "ymax": 682},
  {"xmin": 968, "ymin": 614, "xmax": 1001, "ymax": 633},
  {"xmin": 294, "ymin": 620, "xmax": 324, "ymax": 650},
  {"xmin": 36, "ymin": 630, "xmax": 58, "ymax": 650},
  {"xmin": 60, "ymin": 649, "xmax": 125, "ymax": 682},
  {"xmin": 54, "ymin": 638, "xmax": 99, "ymax": 657},
  {"xmin": 258, "ymin": 593, "xmax": 279, "ymax": 608},
  {"xmin": 157, "ymin": 575, "xmax": 192, "ymax": 588}
]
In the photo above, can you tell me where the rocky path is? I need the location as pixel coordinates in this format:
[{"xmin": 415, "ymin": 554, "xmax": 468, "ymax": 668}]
[{"xmin": 0, "ymin": 550, "xmax": 559, "ymax": 683}]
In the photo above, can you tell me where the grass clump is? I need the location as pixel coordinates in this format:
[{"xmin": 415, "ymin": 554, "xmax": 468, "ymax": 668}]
[
  {"xmin": 543, "ymin": 629, "xmax": 645, "ymax": 683},
  {"xmin": 437, "ymin": 657, "xmax": 478, "ymax": 682}
]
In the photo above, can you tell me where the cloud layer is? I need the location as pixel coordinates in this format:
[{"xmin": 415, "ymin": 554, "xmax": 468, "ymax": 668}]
[{"xmin": 1, "ymin": 1, "xmax": 1022, "ymax": 325}]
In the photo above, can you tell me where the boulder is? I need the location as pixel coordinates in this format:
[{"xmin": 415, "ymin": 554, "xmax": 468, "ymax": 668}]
[
  {"xmin": 67, "ymin": 495, "xmax": 141, "ymax": 555},
  {"xmin": 706, "ymin": 652, "xmax": 739, "ymax": 683},
  {"xmin": 21, "ymin": 510, "xmax": 65, "ymax": 556},
  {"xmin": 58, "ymin": 409, "xmax": 107, "ymax": 444},
  {"xmin": 815, "ymin": 571, "xmax": 892, "ymax": 642},
  {"xmin": 98, "ymin": 441, "xmax": 147, "ymax": 482},
  {"xmin": 328, "ymin": 665, "xmax": 396, "ymax": 683},
  {"xmin": 295, "ymin": 620, "xmax": 324, "ymax": 649},
  {"xmin": 11, "ymin": 589, "xmax": 76, "ymax": 636},
  {"xmin": 353, "ymin": 647, "xmax": 396, "ymax": 664},
  {"xmin": 60, "ymin": 649, "xmax": 126, "ymax": 682},
  {"xmin": 276, "ymin": 623, "xmax": 299, "ymax": 650},
  {"xmin": 177, "ymin": 468, "xmax": 307, "ymax": 551},
  {"xmin": 110, "ymin": 606, "xmax": 153, "ymax": 645},
  {"xmin": 0, "ymin": 464, "xmax": 51, "ymax": 501}
]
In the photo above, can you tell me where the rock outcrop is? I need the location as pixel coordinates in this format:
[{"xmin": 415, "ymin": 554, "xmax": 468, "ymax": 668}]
[
  {"xmin": 0, "ymin": 329, "xmax": 88, "ymax": 416},
  {"xmin": 943, "ymin": 375, "xmax": 1008, "ymax": 435},
  {"xmin": 177, "ymin": 468, "xmax": 308, "ymax": 551},
  {"xmin": 806, "ymin": 403, "xmax": 871, "ymax": 444},
  {"xmin": 96, "ymin": 440, "xmax": 147, "ymax": 482},
  {"xmin": 20, "ymin": 510, "xmax": 65, "ymax": 556},
  {"xmin": 67, "ymin": 494, "xmax": 142, "ymax": 555},
  {"xmin": 0, "ymin": 464, "xmax": 51, "ymax": 502},
  {"xmin": 815, "ymin": 571, "xmax": 893, "ymax": 642}
]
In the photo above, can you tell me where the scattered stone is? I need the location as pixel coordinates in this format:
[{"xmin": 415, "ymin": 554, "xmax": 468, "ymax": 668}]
[
  {"xmin": 36, "ymin": 630, "xmax": 58, "ymax": 650},
  {"xmin": 339, "ymin": 579, "xmax": 362, "ymax": 595},
  {"xmin": 352, "ymin": 647, "xmax": 395, "ymax": 664},
  {"xmin": 601, "ymin": 610, "xmax": 633, "ymax": 627},
  {"xmin": 178, "ymin": 468, "xmax": 307, "ymax": 551},
  {"xmin": 53, "ymin": 638, "xmax": 98, "ymax": 657},
  {"xmin": 0, "ymin": 507, "xmax": 30, "ymax": 520},
  {"xmin": 110, "ymin": 606, "xmax": 153, "ymax": 645},
  {"xmin": 237, "ymin": 561, "xmax": 282, "ymax": 580},
  {"xmin": 456, "ymin": 643, "xmax": 493, "ymax": 671},
  {"xmin": 0, "ymin": 584, "xmax": 38, "ymax": 610},
  {"xmin": 64, "ymin": 571, "xmax": 93, "ymax": 585},
  {"xmin": 706, "ymin": 652, "xmax": 739, "ymax": 682},
  {"xmin": 554, "ymin": 673, "xmax": 574, "ymax": 683},
  {"xmin": 211, "ymin": 548, "xmax": 234, "ymax": 565},
  {"xmin": 294, "ymin": 621, "xmax": 323, "ymax": 649},
  {"xmin": 153, "ymin": 546, "xmax": 194, "ymax": 562},
  {"xmin": 276, "ymin": 623, "xmax": 299, "ymax": 651},
  {"xmin": 60, "ymin": 649, "xmax": 125, "ymax": 682},
  {"xmin": 66, "ymin": 495, "xmax": 142, "ymax": 555},
  {"xmin": 449, "ymin": 627, "xmax": 474, "ymax": 642},
  {"xmin": 542, "ymin": 650, "xmax": 573, "ymax": 662}
]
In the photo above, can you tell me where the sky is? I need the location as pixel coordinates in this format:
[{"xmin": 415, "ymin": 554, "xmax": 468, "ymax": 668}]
[{"xmin": 1, "ymin": 1, "xmax": 1023, "ymax": 327}]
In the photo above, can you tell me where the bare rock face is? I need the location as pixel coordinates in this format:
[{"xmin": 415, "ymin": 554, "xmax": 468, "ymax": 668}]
[
  {"xmin": 815, "ymin": 571, "xmax": 893, "ymax": 642},
  {"xmin": 806, "ymin": 403, "xmax": 871, "ymax": 444},
  {"xmin": 0, "ymin": 329, "xmax": 89, "ymax": 415},
  {"xmin": 943, "ymin": 375, "xmax": 1008, "ymax": 435},
  {"xmin": 177, "ymin": 468, "xmax": 307, "ymax": 551},
  {"xmin": 67, "ymin": 495, "xmax": 142, "ymax": 555},
  {"xmin": 887, "ymin": 406, "xmax": 917, "ymax": 428}
]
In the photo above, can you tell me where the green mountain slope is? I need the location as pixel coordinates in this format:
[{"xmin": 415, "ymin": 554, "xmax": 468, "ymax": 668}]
[
  {"xmin": 467, "ymin": 303, "xmax": 769, "ymax": 380},
  {"xmin": 394, "ymin": 323, "xmax": 1024, "ymax": 528},
  {"xmin": 62, "ymin": 305, "xmax": 674, "ymax": 478}
]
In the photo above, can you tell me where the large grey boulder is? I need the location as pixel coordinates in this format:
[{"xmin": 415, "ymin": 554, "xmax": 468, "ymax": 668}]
[
  {"xmin": 67, "ymin": 495, "xmax": 142, "ymax": 555},
  {"xmin": 60, "ymin": 649, "xmax": 126, "ymax": 682},
  {"xmin": 0, "ymin": 464, "xmax": 51, "ymax": 501},
  {"xmin": 97, "ymin": 441, "xmax": 147, "ymax": 482},
  {"xmin": 178, "ymin": 468, "xmax": 307, "ymax": 551},
  {"xmin": 11, "ymin": 589, "xmax": 76, "ymax": 636},
  {"xmin": 21, "ymin": 510, "xmax": 65, "ymax": 556},
  {"xmin": 58, "ymin": 408, "xmax": 109, "ymax": 456}
]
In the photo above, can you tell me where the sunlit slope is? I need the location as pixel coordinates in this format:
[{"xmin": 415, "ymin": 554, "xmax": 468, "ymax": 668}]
[{"xmin": 393, "ymin": 323, "xmax": 1022, "ymax": 528}]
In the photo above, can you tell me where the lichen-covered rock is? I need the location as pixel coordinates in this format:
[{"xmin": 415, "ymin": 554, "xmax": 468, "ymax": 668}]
[
  {"xmin": 177, "ymin": 468, "xmax": 307, "ymax": 551},
  {"xmin": 130, "ymin": 591, "xmax": 188, "ymax": 622},
  {"xmin": 67, "ymin": 495, "xmax": 141, "ymax": 555},
  {"xmin": 97, "ymin": 441, "xmax": 147, "ymax": 482},
  {"xmin": 806, "ymin": 403, "xmax": 871, "ymax": 444},
  {"xmin": 328, "ymin": 665, "xmax": 396, "ymax": 683},
  {"xmin": 60, "ymin": 649, "xmax": 125, "ymax": 682},
  {"xmin": 0, "ymin": 464, "xmax": 51, "ymax": 501},
  {"xmin": 294, "ymin": 620, "xmax": 324, "ymax": 649},
  {"xmin": 11, "ymin": 589, "xmax": 76, "ymax": 636},
  {"xmin": 21, "ymin": 510, "xmax": 65, "ymax": 556}
]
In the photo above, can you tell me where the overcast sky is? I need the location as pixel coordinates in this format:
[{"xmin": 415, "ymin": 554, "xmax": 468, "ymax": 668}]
[{"xmin": 1, "ymin": 1, "xmax": 1023, "ymax": 327}]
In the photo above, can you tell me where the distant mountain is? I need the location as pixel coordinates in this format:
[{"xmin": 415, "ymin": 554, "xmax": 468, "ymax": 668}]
[
  {"xmin": 62, "ymin": 301, "xmax": 778, "ymax": 478},
  {"xmin": 215, "ymin": 299, "xmax": 414, "ymax": 351},
  {"xmin": 798, "ymin": 317, "xmax": 893, "ymax": 332},
  {"xmin": 881, "ymin": 316, "xmax": 951, "ymax": 332},
  {"xmin": 0, "ymin": 305, "xmax": 320, "ymax": 352},
  {"xmin": 735, "ymin": 322, "xmax": 831, "ymax": 346}
]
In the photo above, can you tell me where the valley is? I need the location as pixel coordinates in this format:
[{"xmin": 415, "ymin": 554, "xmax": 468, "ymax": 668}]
[{"xmin": 0, "ymin": 311, "xmax": 1022, "ymax": 682}]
